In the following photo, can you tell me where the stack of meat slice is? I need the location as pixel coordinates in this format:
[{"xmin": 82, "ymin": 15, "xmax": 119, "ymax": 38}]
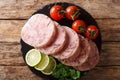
[{"xmin": 21, "ymin": 14, "xmax": 99, "ymax": 71}]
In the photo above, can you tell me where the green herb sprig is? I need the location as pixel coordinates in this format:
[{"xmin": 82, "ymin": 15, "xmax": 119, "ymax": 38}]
[{"xmin": 52, "ymin": 63, "xmax": 80, "ymax": 80}]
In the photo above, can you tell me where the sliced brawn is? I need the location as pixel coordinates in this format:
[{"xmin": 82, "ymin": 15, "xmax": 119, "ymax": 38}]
[
  {"xmin": 74, "ymin": 40, "xmax": 99, "ymax": 71},
  {"xmin": 21, "ymin": 14, "xmax": 56, "ymax": 48},
  {"xmin": 53, "ymin": 26, "xmax": 80, "ymax": 60},
  {"xmin": 61, "ymin": 35, "xmax": 91, "ymax": 66},
  {"xmin": 21, "ymin": 13, "xmax": 100, "ymax": 72},
  {"xmin": 39, "ymin": 22, "xmax": 67, "ymax": 55}
]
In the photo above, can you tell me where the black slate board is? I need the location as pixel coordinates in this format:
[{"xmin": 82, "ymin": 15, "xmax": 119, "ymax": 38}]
[{"xmin": 20, "ymin": 2, "xmax": 102, "ymax": 80}]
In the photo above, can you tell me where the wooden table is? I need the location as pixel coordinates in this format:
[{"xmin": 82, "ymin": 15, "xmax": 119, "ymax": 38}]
[{"xmin": 0, "ymin": 0, "xmax": 120, "ymax": 80}]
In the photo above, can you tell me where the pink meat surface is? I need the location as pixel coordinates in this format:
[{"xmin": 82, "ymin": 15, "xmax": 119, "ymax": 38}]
[
  {"xmin": 39, "ymin": 23, "xmax": 67, "ymax": 55},
  {"xmin": 61, "ymin": 35, "xmax": 90, "ymax": 66},
  {"xmin": 21, "ymin": 14, "xmax": 56, "ymax": 48},
  {"xmin": 53, "ymin": 26, "xmax": 80, "ymax": 60},
  {"xmin": 74, "ymin": 40, "xmax": 99, "ymax": 71}
]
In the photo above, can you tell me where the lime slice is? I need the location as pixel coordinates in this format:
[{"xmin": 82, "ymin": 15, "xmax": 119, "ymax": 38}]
[
  {"xmin": 34, "ymin": 52, "xmax": 49, "ymax": 71},
  {"xmin": 25, "ymin": 49, "xmax": 41, "ymax": 67},
  {"xmin": 41, "ymin": 56, "xmax": 56, "ymax": 75}
]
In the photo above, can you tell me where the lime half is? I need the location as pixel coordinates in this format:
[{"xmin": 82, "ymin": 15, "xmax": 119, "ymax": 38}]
[
  {"xmin": 41, "ymin": 56, "xmax": 56, "ymax": 75},
  {"xmin": 34, "ymin": 52, "xmax": 49, "ymax": 71},
  {"xmin": 25, "ymin": 49, "xmax": 41, "ymax": 67}
]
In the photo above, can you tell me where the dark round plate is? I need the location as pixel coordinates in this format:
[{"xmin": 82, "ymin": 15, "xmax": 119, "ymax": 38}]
[{"xmin": 20, "ymin": 2, "xmax": 102, "ymax": 80}]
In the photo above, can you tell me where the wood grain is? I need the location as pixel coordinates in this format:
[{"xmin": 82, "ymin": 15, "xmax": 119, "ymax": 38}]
[
  {"xmin": 81, "ymin": 66, "xmax": 120, "ymax": 80},
  {"xmin": 97, "ymin": 19, "xmax": 120, "ymax": 41},
  {"xmin": 0, "ymin": 42, "xmax": 25, "ymax": 66},
  {"xmin": 0, "ymin": 42, "xmax": 119, "ymax": 66},
  {"xmin": 0, "ymin": 19, "xmax": 120, "ymax": 42},
  {"xmin": 0, "ymin": 0, "xmax": 119, "ymax": 19},
  {"xmin": 0, "ymin": 66, "xmax": 43, "ymax": 80},
  {"xmin": 0, "ymin": 66, "xmax": 120, "ymax": 80},
  {"xmin": 0, "ymin": 20, "xmax": 24, "ymax": 43},
  {"xmin": 98, "ymin": 42, "xmax": 120, "ymax": 66}
]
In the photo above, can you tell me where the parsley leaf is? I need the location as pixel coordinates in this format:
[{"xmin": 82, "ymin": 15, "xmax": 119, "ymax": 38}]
[{"xmin": 52, "ymin": 63, "xmax": 80, "ymax": 80}]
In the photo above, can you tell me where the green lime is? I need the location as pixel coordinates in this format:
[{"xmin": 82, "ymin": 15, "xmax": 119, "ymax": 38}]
[
  {"xmin": 41, "ymin": 56, "xmax": 56, "ymax": 75},
  {"xmin": 34, "ymin": 52, "xmax": 49, "ymax": 71},
  {"xmin": 25, "ymin": 49, "xmax": 41, "ymax": 67}
]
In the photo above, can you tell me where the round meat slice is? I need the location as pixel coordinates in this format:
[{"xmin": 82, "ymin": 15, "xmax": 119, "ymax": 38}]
[
  {"xmin": 53, "ymin": 26, "xmax": 80, "ymax": 60},
  {"xmin": 74, "ymin": 40, "xmax": 99, "ymax": 71},
  {"xmin": 21, "ymin": 14, "xmax": 56, "ymax": 48},
  {"xmin": 39, "ymin": 23, "xmax": 67, "ymax": 55},
  {"xmin": 61, "ymin": 35, "xmax": 90, "ymax": 66}
]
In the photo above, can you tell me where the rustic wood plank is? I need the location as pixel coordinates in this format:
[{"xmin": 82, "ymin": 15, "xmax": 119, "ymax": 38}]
[
  {"xmin": 81, "ymin": 66, "xmax": 120, "ymax": 80},
  {"xmin": 97, "ymin": 19, "xmax": 120, "ymax": 41},
  {"xmin": 0, "ymin": 66, "xmax": 43, "ymax": 80},
  {"xmin": 0, "ymin": 42, "xmax": 25, "ymax": 66},
  {"xmin": 0, "ymin": 19, "xmax": 120, "ymax": 42},
  {"xmin": 0, "ymin": 0, "xmax": 120, "ymax": 19},
  {"xmin": 98, "ymin": 42, "xmax": 120, "ymax": 66},
  {"xmin": 0, "ymin": 66, "xmax": 120, "ymax": 80},
  {"xmin": 0, "ymin": 42, "xmax": 120, "ymax": 66},
  {"xmin": 0, "ymin": 20, "xmax": 24, "ymax": 43}
]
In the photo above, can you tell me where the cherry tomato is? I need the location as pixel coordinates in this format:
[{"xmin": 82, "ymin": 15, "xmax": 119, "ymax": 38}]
[
  {"xmin": 50, "ymin": 5, "xmax": 65, "ymax": 20},
  {"xmin": 85, "ymin": 25, "xmax": 98, "ymax": 39},
  {"xmin": 72, "ymin": 20, "xmax": 86, "ymax": 33},
  {"xmin": 65, "ymin": 6, "xmax": 80, "ymax": 20}
]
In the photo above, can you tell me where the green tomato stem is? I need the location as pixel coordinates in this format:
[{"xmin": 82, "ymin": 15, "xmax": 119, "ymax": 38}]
[
  {"xmin": 58, "ymin": 9, "xmax": 65, "ymax": 15},
  {"xmin": 89, "ymin": 30, "xmax": 96, "ymax": 36}
]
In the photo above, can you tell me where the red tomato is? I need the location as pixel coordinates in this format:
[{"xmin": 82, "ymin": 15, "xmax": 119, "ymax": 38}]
[
  {"xmin": 85, "ymin": 25, "xmax": 98, "ymax": 39},
  {"xmin": 72, "ymin": 20, "xmax": 86, "ymax": 33},
  {"xmin": 65, "ymin": 6, "xmax": 80, "ymax": 20},
  {"xmin": 50, "ymin": 5, "xmax": 65, "ymax": 20}
]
